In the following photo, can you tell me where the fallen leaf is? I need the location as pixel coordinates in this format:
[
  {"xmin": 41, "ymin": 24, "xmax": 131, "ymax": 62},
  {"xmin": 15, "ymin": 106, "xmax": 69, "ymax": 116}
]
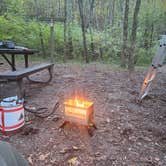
[
  {"xmin": 68, "ymin": 157, "xmax": 78, "ymax": 165},
  {"xmin": 72, "ymin": 146, "xmax": 79, "ymax": 150},
  {"xmin": 106, "ymin": 118, "xmax": 111, "ymax": 123},
  {"xmin": 28, "ymin": 155, "xmax": 33, "ymax": 165},
  {"xmin": 39, "ymin": 152, "xmax": 50, "ymax": 161},
  {"xmin": 154, "ymin": 157, "xmax": 160, "ymax": 161},
  {"xmin": 59, "ymin": 149, "xmax": 67, "ymax": 154}
]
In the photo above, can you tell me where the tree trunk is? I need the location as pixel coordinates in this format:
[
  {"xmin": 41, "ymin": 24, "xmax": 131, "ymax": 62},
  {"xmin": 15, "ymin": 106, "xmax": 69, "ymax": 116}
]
[
  {"xmin": 78, "ymin": 0, "xmax": 88, "ymax": 63},
  {"xmin": 89, "ymin": 0, "xmax": 95, "ymax": 58},
  {"xmin": 149, "ymin": 23, "xmax": 154, "ymax": 47},
  {"xmin": 118, "ymin": 0, "xmax": 124, "ymax": 27},
  {"xmin": 68, "ymin": 26, "xmax": 73, "ymax": 59},
  {"xmin": 121, "ymin": 0, "xmax": 129, "ymax": 68},
  {"xmin": 144, "ymin": 27, "xmax": 149, "ymax": 49},
  {"xmin": 66, "ymin": 0, "xmax": 74, "ymax": 59},
  {"xmin": 39, "ymin": 28, "xmax": 46, "ymax": 57},
  {"xmin": 128, "ymin": 0, "xmax": 141, "ymax": 71},
  {"xmin": 50, "ymin": 19, "xmax": 55, "ymax": 63},
  {"xmin": 63, "ymin": 0, "xmax": 67, "ymax": 62},
  {"xmin": 58, "ymin": 0, "xmax": 61, "ymax": 16},
  {"xmin": 111, "ymin": 0, "xmax": 115, "ymax": 26},
  {"xmin": 34, "ymin": 0, "xmax": 46, "ymax": 57},
  {"xmin": 94, "ymin": 7, "xmax": 99, "ymax": 30}
]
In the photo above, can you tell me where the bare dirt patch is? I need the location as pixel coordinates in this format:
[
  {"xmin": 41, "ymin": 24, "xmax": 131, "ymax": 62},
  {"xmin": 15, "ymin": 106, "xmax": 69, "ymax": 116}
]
[{"xmin": 0, "ymin": 64, "xmax": 166, "ymax": 166}]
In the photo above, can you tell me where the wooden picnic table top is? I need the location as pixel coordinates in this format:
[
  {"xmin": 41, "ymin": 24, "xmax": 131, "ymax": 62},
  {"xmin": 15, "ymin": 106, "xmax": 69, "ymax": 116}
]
[
  {"xmin": 0, "ymin": 48, "xmax": 39, "ymax": 71},
  {"xmin": 0, "ymin": 48, "xmax": 38, "ymax": 55}
]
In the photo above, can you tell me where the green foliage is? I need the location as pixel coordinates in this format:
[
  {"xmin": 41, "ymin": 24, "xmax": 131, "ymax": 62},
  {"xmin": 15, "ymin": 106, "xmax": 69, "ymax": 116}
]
[
  {"xmin": 0, "ymin": 0, "xmax": 165, "ymax": 65},
  {"xmin": 0, "ymin": 14, "xmax": 39, "ymax": 48},
  {"xmin": 136, "ymin": 48, "xmax": 154, "ymax": 65}
]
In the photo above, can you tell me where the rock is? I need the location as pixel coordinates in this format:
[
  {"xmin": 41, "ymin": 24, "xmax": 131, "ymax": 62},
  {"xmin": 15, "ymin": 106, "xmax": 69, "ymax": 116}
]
[
  {"xmin": 154, "ymin": 157, "xmax": 160, "ymax": 161},
  {"xmin": 106, "ymin": 118, "xmax": 111, "ymax": 123}
]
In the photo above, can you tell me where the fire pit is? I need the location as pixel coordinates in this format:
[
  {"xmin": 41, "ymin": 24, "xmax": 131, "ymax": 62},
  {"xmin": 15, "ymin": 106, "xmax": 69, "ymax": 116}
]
[{"xmin": 64, "ymin": 99, "xmax": 94, "ymax": 126}]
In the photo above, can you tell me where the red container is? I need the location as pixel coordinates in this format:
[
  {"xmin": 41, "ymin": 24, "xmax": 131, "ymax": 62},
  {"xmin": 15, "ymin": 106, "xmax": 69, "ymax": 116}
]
[{"xmin": 0, "ymin": 105, "xmax": 24, "ymax": 132}]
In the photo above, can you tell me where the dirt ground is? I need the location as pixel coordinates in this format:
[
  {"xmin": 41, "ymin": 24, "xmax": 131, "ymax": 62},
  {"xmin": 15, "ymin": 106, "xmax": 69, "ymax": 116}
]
[{"xmin": 0, "ymin": 63, "xmax": 166, "ymax": 166}]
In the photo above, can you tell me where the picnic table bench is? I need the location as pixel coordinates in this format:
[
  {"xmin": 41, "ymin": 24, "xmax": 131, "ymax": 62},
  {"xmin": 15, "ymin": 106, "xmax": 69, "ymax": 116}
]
[
  {"xmin": 0, "ymin": 63, "xmax": 54, "ymax": 81},
  {"xmin": 0, "ymin": 48, "xmax": 54, "ymax": 98}
]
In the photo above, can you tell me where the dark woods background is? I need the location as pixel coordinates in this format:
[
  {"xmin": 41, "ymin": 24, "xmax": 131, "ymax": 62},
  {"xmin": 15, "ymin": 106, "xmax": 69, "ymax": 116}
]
[{"xmin": 0, "ymin": 0, "xmax": 165, "ymax": 68}]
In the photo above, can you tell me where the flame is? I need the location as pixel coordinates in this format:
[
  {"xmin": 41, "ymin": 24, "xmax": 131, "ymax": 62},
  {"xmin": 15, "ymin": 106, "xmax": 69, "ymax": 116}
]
[
  {"xmin": 64, "ymin": 98, "xmax": 93, "ymax": 109},
  {"xmin": 143, "ymin": 69, "xmax": 156, "ymax": 87},
  {"xmin": 75, "ymin": 99, "xmax": 84, "ymax": 107},
  {"xmin": 140, "ymin": 68, "xmax": 157, "ymax": 99}
]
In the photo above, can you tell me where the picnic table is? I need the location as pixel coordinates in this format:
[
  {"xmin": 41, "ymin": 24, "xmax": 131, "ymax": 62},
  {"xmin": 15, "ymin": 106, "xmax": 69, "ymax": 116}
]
[
  {"xmin": 0, "ymin": 48, "xmax": 54, "ymax": 98},
  {"xmin": 0, "ymin": 48, "xmax": 38, "ymax": 71}
]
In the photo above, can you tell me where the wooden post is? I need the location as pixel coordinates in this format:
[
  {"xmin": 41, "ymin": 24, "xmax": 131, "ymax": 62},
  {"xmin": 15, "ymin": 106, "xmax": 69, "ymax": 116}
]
[
  {"xmin": 39, "ymin": 16, "xmax": 65, "ymax": 63},
  {"xmin": 50, "ymin": 19, "xmax": 55, "ymax": 63}
]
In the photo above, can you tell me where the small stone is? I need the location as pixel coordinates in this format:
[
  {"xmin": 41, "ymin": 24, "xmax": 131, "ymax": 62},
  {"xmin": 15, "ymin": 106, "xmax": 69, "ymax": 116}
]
[
  {"xmin": 59, "ymin": 149, "xmax": 67, "ymax": 154},
  {"xmin": 106, "ymin": 118, "xmax": 111, "ymax": 123},
  {"xmin": 95, "ymin": 152, "xmax": 101, "ymax": 156},
  {"xmin": 72, "ymin": 146, "xmax": 79, "ymax": 150},
  {"xmin": 129, "ymin": 136, "xmax": 136, "ymax": 142},
  {"xmin": 143, "ymin": 137, "xmax": 151, "ymax": 142},
  {"xmin": 137, "ymin": 142, "xmax": 142, "ymax": 146},
  {"xmin": 154, "ymin": 157, "xmax": 160, "ymax": 161}
]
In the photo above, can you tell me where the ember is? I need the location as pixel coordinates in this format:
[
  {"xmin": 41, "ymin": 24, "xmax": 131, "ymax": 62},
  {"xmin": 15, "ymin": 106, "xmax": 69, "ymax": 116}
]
[{"xmin": 64, "ymin": 99, "xmax": 94, "ymax": 126}]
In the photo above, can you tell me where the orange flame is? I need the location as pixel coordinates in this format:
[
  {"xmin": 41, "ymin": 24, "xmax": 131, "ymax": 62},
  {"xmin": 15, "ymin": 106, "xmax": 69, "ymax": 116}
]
[
  {"xmin": 140, "ymin": 68, "xmax": 157, "ymax": 96},
  {"xmin": 143, "ymin": 69, "xmax": 156, "ymax": 86},
  {"xmin": 64, "ymin": 99, "xmax": 93, "ymax": 109},
  {"xmin": 64, "ymin": 99, "xmax": 93, "ymax": 120}
]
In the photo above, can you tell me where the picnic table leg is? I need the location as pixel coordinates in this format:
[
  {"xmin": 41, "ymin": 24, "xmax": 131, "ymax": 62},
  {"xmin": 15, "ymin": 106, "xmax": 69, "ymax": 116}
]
[
  {"xmin": 11, "ymin": 54, "xmax": 16, "ymax": 71},
  {"xmin": 1, "ymin": 54, "xmax": 16, "ymax": 71},
  {"xmin": 27, "ymin": 66, "xmax": 53, "ymax": 83},
  {"xmin": 17, "ymin": 79, "xmax": 25, "ymax": 98},
  {"xmin": 24, "ymin": 54, "xmax": 29, "ymax": 68}
]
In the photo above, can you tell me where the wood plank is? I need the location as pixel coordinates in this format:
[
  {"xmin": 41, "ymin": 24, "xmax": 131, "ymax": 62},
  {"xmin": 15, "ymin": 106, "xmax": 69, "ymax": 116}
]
[{"xmin": 0, "ymin": 49, "xmax": 38, "ymax": 55}]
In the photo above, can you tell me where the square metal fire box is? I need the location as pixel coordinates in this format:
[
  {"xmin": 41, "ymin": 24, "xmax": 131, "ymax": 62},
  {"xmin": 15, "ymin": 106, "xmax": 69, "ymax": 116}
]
[{"xmin": 64, "ymin": 99, "xmax": 94, "ymax": 126}]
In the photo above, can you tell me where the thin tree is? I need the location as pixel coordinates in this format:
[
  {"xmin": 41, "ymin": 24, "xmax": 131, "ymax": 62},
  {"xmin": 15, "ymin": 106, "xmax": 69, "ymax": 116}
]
[
  {"xmin": 128, "ymin": 0, "xmax": 141, "ymax": 70},
  {"xmin": 78, "ymin": 0, "xmax": 89, "ymax": 63},
  {"xmin": 110, "ymin": 0, "xmax": 115, "ymax": 26},
  {"xmin": 89, "ymin": 0, "xmax": 95, "ymax": 57},
  {"xmin": 67, "ymin": 0, "xmax": 74, "ymax": 59},
  {"xmin": 63, "ymin": 0, "xmax": 67, "ymax": 62},
  {"xmin": 121, "ymin": 0, "xmax": 129, "ymax": 68},
  {"xmin": 50, "ymin": 17, "xmax": 55, "ymax": 63},
  {"xmin": 34, "ymin": 0, "xmax": 46, "ymax": 57}
]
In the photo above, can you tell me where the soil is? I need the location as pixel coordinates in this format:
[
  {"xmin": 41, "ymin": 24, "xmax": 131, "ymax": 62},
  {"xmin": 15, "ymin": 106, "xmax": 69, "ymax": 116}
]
[{"xmin": 0, "ymin": 63, "xmax": 166, "ymax": 166}]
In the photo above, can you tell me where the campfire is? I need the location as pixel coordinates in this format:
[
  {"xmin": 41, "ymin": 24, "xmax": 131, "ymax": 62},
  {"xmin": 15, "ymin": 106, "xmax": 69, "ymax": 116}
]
[{"xmin": 64, "ymin": 98, "xmax": 94, "ymax": 126}]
